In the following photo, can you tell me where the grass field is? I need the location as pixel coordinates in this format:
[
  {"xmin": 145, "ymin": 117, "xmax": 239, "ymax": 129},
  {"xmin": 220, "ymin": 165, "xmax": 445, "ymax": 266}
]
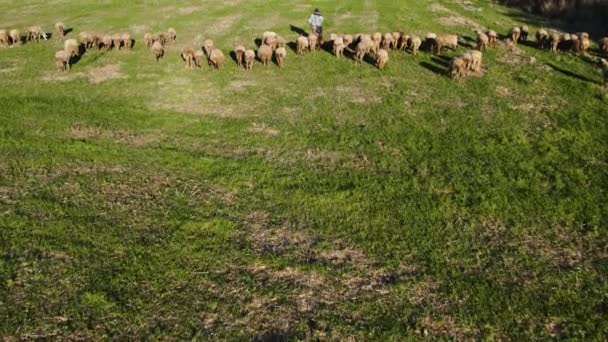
[{"xmin": 1, "ymin": 0, "xmax": 607, "ymax": 339}]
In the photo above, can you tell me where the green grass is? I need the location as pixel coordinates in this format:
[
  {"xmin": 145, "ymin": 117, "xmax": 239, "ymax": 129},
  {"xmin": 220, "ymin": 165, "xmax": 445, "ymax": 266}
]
[{"xmin": 1, "ymin": 0, "xmax": 607, "ymax": 339}]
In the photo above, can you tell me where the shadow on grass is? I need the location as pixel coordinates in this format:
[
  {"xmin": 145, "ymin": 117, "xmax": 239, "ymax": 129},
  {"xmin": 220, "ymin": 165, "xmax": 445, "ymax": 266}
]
[
  {"xmin": 547, "ymin": 62, "xmax": 600, "ymax": 85},
  {"xmin": 420, "ymin": 61, "xmax": 447, "ymax": 77},
  {"xmin": 290, "ymin": 25, "xmax": 308, "ymax": 37}
]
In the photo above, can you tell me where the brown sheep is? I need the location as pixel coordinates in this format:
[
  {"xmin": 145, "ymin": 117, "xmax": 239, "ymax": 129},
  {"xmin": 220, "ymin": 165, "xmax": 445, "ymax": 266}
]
[
  {"xmin": 9, "ymin": 29, "xmax": 21, "ymax": 46},
  {"xmin": 156, "ymin": 32, "xmax": 167, "ymax": 46},
  {"xmin": 432, "ymin": 34, "xmax": 458, "ymax": 54},
  {"xmin": 257, "ymin": 44, "xmax": 273, "ymax": 66},
  {"xmin": 536, "ymin": 28, "xmax": 548, "ymax": 49},
  {"xmin": 343, "ymin": 34, "xmax": 353, "ymax": 48},
  {"xmin": 469, "ymin": 50, "xmax": 483, "ymax": 74},
  {"xmin": 296, "ymin": 36, "xmax": 308, "ymax": 55},
  {"xmin": 391, "ymin": 32, "xmax": 401, "ymax": 49},
  {"xmin": 79, "ymin": 32, "xmax": 93, "ymax": 49},
  {"xmin": 168, "ymin": 28, "xmax": 176, "ymax": 42},
  {"xmin": 549, "ymin": 33, "xmax": 560, "ymax": 53},
  {"xmin": 355, "ymin": 40, "xmax": 371, "ymax": 63},
  {"xmin": 449, "ymin": 55, "xmax": 467, "ymax": 79},
  {"xmin": 276, "ymin": 36, "xmax": 286, "ymax": 48},
  {"xmin": 578, "ymin": 36, "xmax": 590, "ymax": 55},
  {"xmin": 375, "ymin": 49, "xmax": 389, "ymax": 70},
  {"xmin": 234, "ymin": 45, "xmax": 246, "ymax": 68},
  {"xmin": 308, "ymin": 34, "xmax": 318, "ymax": 52},
  {"xmin": 55, "ymin": 50, "xmax": 71, "ymax": 71},
  {"xmin": 381, "ymin": 33, "xmax": 394, "ymax": 50},
  {"xmin": 244, "ymin": 49, "xmax": 255, "ymax": 70},
  {"xmin": 112, "ymin": 33, "xmax": 122, "ymax": 50},
  {"xmin": 181, "ymin": 46, "xmax": 196, "ymax": 68},
  {"xmin": 54, "ymin": 22, "xmax": 65, "ymax": 40},
  {"xmin": 509, "ymin": 26, "xmax": 521, "ymax": 44},
  {"xmin": 64, "ymin": 38, "xmax": 79, "ymax": 57},
  {"xmin": 264, "ymin": 34, "xmax": 278, "ymax": 50},
  {"xmin": 102, "ymin": 34, "xmax": 113, "ymax": 51},
  {"xmin": 121, "ymin": 33, "xmax": 132, "ymax": 50},
  {"xmin": 151, "ymin": 41, "xmax": 164, "ymax": 62},
  {"xmin": 371, "ymin": 32, "xmax": 382, "ymax": 54},
  {"xmin": 203, "ymin": 39, "xmax": 214, "ymax": 56},
  {"xmin": 0, "ymin": 30, "xmax": 7, "ymax": 47},
  {"xmin": 275, "ymin": 47, "xmax": 287, "ymax": 68},
  {"xmin": 599, "ymin": 58, "xmax": 608, "ymax": 87},
  {"xmin": 92, "ymin": 33, "xmax": 102, "ymax": 49},
  {"xmin": 27, "ymin": 26, "xmax": 47, "ymax": 42},
  {"xmin": 397, "ymin": 33, "xmax": 408, "ymax": 51},
  {"xmin": 520, "ymin": 25, "xmax": 529, "ymax": 42},
  {"xmin": 599, "ymin": 37, "xmax": 608, "ymax": 55},
  {"xmin": 208, "ymin": 48, "xmax": 225, "ymax": 70},
  {"xmin": 144, "ymin": 33, "xmax": 153, "ymax": 49},
  {"xmin": 333, "ymin": 37, "xmax": 345, "ymax": 58},
  {"xmin": 487, "ymin": 30, "xmax": 498, "ymax": 47},
  {"xmin": 476, "ymin": 31, "xmax": 489, "ymax": 51},
  {"xmin": 194, "ymin": 50, "xmax": 205, "ymax": 68},
  {"xmin": 408, "ymin": 35, "xmax": 422, "ymax": 55}
]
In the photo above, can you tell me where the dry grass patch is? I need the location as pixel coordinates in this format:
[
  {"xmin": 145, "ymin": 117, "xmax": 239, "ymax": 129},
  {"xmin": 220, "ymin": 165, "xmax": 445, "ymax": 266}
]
[
  {"xmin": 249, "ymin": 123, "xmax": 280, "ymax": 136},
  {"xmin": 87, "ymin": 64, "xmax": 127, "ymax": 84}
]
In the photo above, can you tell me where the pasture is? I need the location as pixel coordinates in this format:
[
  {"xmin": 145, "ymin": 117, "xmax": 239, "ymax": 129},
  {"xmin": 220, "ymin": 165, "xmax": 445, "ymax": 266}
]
[{"xmin": 0, "ymin": 0, "xmax": 607, "ymax": 339}]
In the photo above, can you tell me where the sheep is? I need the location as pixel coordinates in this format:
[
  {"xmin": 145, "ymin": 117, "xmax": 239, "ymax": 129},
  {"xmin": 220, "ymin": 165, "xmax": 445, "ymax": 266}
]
[
  {"xmin": 203, "ymin": 39, "xmax": 214, "ymax": 56},
  {"xmin": 121, "ymin": 33, "xmax": 132, "ymax": 50},
  {"xmin": 0, "ymin": 30, "xmax": 7, "ymax": 47},
  {"xmin": 392, "ymin": 32, "xmax": 401, "ymax": 49},
  {"xmin": 275, "ymin": 47, "xmax": 287, "ymax": 68},
  {"xmin": 64, "ymin": 38, "xmax": 79, "ymax": 57},
  {"xmin": 92, "ymin": 33, "xmax": 102, "ymax": 49},
  {"xmin": 194, "ymin": 50, "xmax": 205, "ymax": 68},
  {"xmin": 144, "ymin": 33, "xmax": 153, "ymax": 49},
  {"xmin": 264, "ymin": 34, "xmax": 278, "ymax": 50},
  {"xmin": 208, "ymin": 48, "xmax": 225, "ymax": 70},
  {"xmin": 257, "ymin": 44, "xmax": 273, "ymax": 66},
  {"xmin": 459, "ymin": 52, "xmax": 473, "ymax": 72},
  {"xmin": 549, "ymin": 33, "xmax": 560, "ymax": 53},
  {"xmin": 355, "ymin": 40, "xmax": 371, "ymax": 63},
  {"xmin": 181, "ymin": 46, "xmax": 196, "ymax": 68},
  {"xmin": 244, "ymin": 49, "xmax": 255, "ymax": 70},
  {"xmin": 79, "ymin": 32, "xmax": 93, "ymax": 49},
  {"xmin": 156, "ymin": 32, "xmax": 167, "ymax": 46},
  {"xmin": 371, "ymin": 32, "xmax": 382, "ymax": 54},
  {"xmin": 102, "ymin": 34, "xmax": 113, "ymax": 51},
  {"xmin": 27, "ymin": 26, "xmax": 47, "ymax": 43},
  {"xmin": 520, "ymin": 25, "xmax": 529, "ymax": 42},
  {"xmin": 54, "ymin": 22, "xmax": 65, "ymax": 40},
  {"xmin": 449, "ymin": 55, "xmax": 467, "ymax": 79},
  {"xmin": 476, "ymin": 31, "xmax": 489, "ymax": 51},
  {"xmin": 397, "ymin": 32, "xmax": 408, "ymax": 51},
  {"xmin": 167, "ymin": 27, "xmax": 176, "ymax": 42},
  {"xmin": 308, "ymin": 34, "xmax": 318, "ymax": 52},
  {"xmin": 536, "ymin": 28, "xmax": 548, "ymax": 49},
  {"xmin": 570, "ymin": 34, "xmax": 580, "ymax": 53},
  {"xmin": 262, "ymin": 31, "xmax": 277, "ymax": 42},
  {"xmin": 381, "ymin": 33, "xmax": 395, "ymax": 50},
  {"xmin": 333, "ymin": 37, "xmax": 345, "ymax": 58},
  {"xmin": 343, "ymin": 34, "xmax": 353, "ymax": 48},
  {"xmin": 469, "ymin": 50, "xmax": 483, "ymax": 74},
  {"xmin": 509, "ymin": 26, "xmax": 521, "ymax": 44},
  {"xmin": 432, "ymin": 34, "xmax": 458, "ymax": 54},
  {"xmin": 55, "ymin": 50, "xmax": 71, "ymax": 72},
  {"xmin": 112, "ymin": 33, "xmax": 122, "ymax": 50},
  {"xmin": 151, "ymin": 41, "xmax": 164, "ymax": 62},
  {"xmin": 9, "ymin": 29, "xmax": 21, "ymax": 46},
  {"xmin": 234, "ymin": 45, "xmax": 246, "ymax": 68},
  {"xmin": 276, "ymin": 36, "xmax": 286, "ymax": 48},
  {"xmin": 375, "ymin": 49, "xmax": 389, "ymax": 70},
  {"xmin": 487, "ymin": 30, "xmax": 498, "ymax": 47},
  {"xmin": 599, "ymin": 58, "xmax": 608, "ymax": 87},
  {"xmin": 407, "ymin": 35, "xmax": 422, "ymax": 55},
  {"xmin": 578, "ymin": 36, "xmax": 590, "ymax": 55},
  {"xmin": 599, "ymin": 37, "xmax": 608, "ymax": 55},
  {"xmin": 296, "ymin": 36, "xmax": 308, "ymax": 55}
]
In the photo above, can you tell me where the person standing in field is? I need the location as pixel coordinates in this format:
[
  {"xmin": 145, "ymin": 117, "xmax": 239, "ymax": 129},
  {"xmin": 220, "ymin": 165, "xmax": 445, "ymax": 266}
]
[{"xmin": 308, "ymin": 8, "xmax": 324, "ymax": 41}]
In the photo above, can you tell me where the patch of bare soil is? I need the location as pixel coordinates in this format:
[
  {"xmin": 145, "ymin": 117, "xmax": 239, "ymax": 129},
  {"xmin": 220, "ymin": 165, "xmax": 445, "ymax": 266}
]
[
  {"xmin": 87, "ymin": 64, "xmax": 127, "ymax": 84},
  {"xmin": 249, "ymin": 123, "xmax": 280, "ymax": 136}
]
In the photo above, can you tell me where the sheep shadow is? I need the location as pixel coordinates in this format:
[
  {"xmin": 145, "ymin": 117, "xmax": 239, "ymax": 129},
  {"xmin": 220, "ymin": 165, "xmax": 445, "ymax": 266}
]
[
  {"xmin": 69, "ymin": 45, "xmax": 87, "ymax": 66},
  {"xmin": 420, "ymin": 61, "xmax": 447, "ymax": 77},
  {"xmin": 254, "ymin": 38, "xmax": 262, "ymax": 47},
  {"xmin": 229, "ymin": 50, "xmax": 242, "ymax": 66},
  {"xmin": 290, "ymin": 25, "xmax": 308, "ymax": 37},
  {"xmin": 460, "ymin": 35, "xmax": 476, "ymax": 48},
  {"xmin": 65, "ymin": 28, "xmax": 73, "ymax": 35},
  {"xmin": 362, "ymin": 53, "xmax": 376, "ymax": 67},
  {"xmin": 320, "ymin": 41, "xmax": 333, "ymax": 55},
  {"xmin": 431, "ymin": 56, "xmax": 450, "ymax": 67},
  {"xmin": 287, "ymin": 41, "xmax": 297, "ymax": 54},
  {"xmin": 547, "ymin": 62, "xmax": 600, "ymax": 84}
]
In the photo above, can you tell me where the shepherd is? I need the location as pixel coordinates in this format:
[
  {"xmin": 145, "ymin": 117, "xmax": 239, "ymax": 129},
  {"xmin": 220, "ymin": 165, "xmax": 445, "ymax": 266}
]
[{"xmin": 308, "ymin": 8, "xmax": 324, "ymax": 43}]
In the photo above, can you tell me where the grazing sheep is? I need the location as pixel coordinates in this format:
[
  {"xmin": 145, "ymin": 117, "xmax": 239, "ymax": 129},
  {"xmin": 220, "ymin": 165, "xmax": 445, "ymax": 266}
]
[
  {"xmin": 599, "ymin": 58, "xmax": 608, "ymax": 87},
  {"xmin": 449, "ymin": 55, "xmax": 467, "ymax": 79},
  {"xmin": 599, "ymin": 37, "xmax": 608, "ymax": 55},
  {"xmin": 392, "ymin": 32, "xmax": 401, "ymax": 49},
  {"xmin": 333, "ymin": 37, "xmax": 345, "ymax": 58},
  {"xmin": 234, "ymin": 45, "xmax": 246, "ymax": 68},
  {"xmin": 167, "ymin": 27, "xmax": 176, "ymax": 42},
  {"xmin": 64, "ymin": 38, "xmax": 79, "ymax": 57},
  {"xmin": 459, "ymin": 52, "xmax": 473, "ymax": 72},
  {"xmin": 276, "ymin": 35, "xmax": 286, "ymax": 48},
  {"xmin": 55, "ymin": 50, "xmax": 71, "ymax": 71},
  {"xmin": 203, "ymin": 39, "xmax": 214, "ymax": 56},
  {"xmin": 262, "ymin": 31, "xmax": 277, "ymax": 42},
  {"xmin": 520, "ymin": 25, "xmax": 529, "ymax": 42},
  {"xmin": 257, "ymin": 44, "xmax": 273, "ymax": 66},
  {"xmin": 264, "ymin": 34, "xmax": 278, "ymax": 50},
  {"xmin": 144, "ymin": 33, "xmax": 153, "ymax": 49},
  {"xmin": 371, "ymin": 32, "xmax": 382, "ymax": 54},
  {"xmin": 397, "ymin": 32, "xmax": 408, "ymax": 51},
  {"xmin": 112, "ymin": 33, "xmax": 121, "ymax": 50},
  {"xmin": 9, "ymin": 29, "xmax": 21, "ymax": 46},
  {"xmin": 151, "ymin": 41, "xmax": 164, "ymax": 62},
  {"xmin": 343, "ymin": 34, "xmax": 353, "ymax": 48},
  {"xmin": 27, "ymin": 26, "xmax": 47, "ymax": 42},
  {"xmin": 509, "ymin": 26, "xmax": 521, "ymax": 44},
  {"xmin": 208, "ymin": 48, "xmax": 225, "ymax": 70},
  {"xmin": 121, "ymin": 33, "xmax": 132, "ymax": 50},
  {"xmin": 194, "ymin": 50, "xmax": 205, "ymax": 68},
  {"xmin": 296, "ymin": 36, "xmax": 308, "ymax": 55},
  {"xmin": 355, "ymin": 40, "xmax": 371, "ymax": 63},
  {"xmin": 578, "ymin": 36, "xmax": 590, "ymax": 55},
  {"xmin": 244, "ymin": 49, "xmax": 255, "ymax": 70},
  {"xmin": 381, "ymin": 33, "xmax": 395, "ymax": 50},
  {"xmin": 275, "ymin": 47, "xmax": 287, "ymax": 68},
  {"xmin": 407, "ymin": 35, "xmax": 422, "ymax": 55},
  {"xmin": 308, "ymin": 34, "xmax": 318, "ymax": 52},
  {"xmin": 549, "ymin": 33, "xmax": 560, "ymax": 53},
  {"xmin": 487, "ymin": 30, "xmax": 498, "ymax": 47},
  {"xmin": 54, "ymin": 22, "xmax": 65, "ymax": 40},
  {"xmin": 469, "ymin": 50, "xmax": 483, "ymax": 74},
  {"xmin": 375, "ymin": 49, "xmax": 389, "ymax": 70},
  {"xmin": 92, "ymin": 33, "xmax": 102, "ymax": 49},
  {"xmin": 536, "ymin": 28, "xmax": 548, "ymax": 49},
  {"xmin": 569, "ymin": 34, "xmax": 580, "ymax": 53},
  {"xmin": 181, "ymin": 46, "xmax": 196, "ymax": 68},
  {"xmin": 432, "ymin": 34, "xmax": 458, "ymax": 54},
  {"xmin": 476, "ymin": 31, "xmax": 489, "ymax": 51},
  {"xmin": 156, "ymin": 32, "xmax": 167, "ymax": 46},
  {"xmin": 102, "ymin": 34, "xmax": 113, "ymax": 51},
  {"xmin": 0, "ymin": 30, "xmax": 7, "ymax": 47},
  {"xmin": 79, "ymin": 31, "xmax": 93, "ymax": 49}
]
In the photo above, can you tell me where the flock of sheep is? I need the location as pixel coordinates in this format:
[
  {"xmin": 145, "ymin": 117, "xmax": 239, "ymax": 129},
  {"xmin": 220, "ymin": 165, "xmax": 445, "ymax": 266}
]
[{"xmin": 1, "ymin": 21, "xmax": 607, "ymax": 85}]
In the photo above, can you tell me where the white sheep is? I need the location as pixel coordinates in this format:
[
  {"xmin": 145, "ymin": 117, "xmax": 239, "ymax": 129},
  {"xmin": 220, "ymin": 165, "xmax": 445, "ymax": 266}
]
[
  {"xmin": 375, "ymin": 49, "xmax": 389, "ymax": 70},
  {"xmin": 408, "ymin": 35, "xmax": 421, "ymax": 55},
  {"xmin": 333, "ymin": 37, "xmax": 345, "ymax": 58},
  {"xmin": 244, "ymin": 49, "xmax": 255, "ymax": 70},
  {"xmin": 0, "ymin": 30, "xmax": 7, "ymax": 47},
  {"xmin": 275, "ymin": 47, "xmax": 287, "ymax": 68},
  {"xmin": 536, "ymin": 28, "xmax": 548, "ymax": 49},
  {"xmin": 257, "ymin": 44, "xmax": 272, "ymax": 66},
  {"xmin": 234, "ymin": 45, "xmax": 246, "ymax": 68},
  {"xmin": 54, "ymin": 22, "xmax": 65, "ymax": 40},
  {"xmin": 151, "ymin": 41, "xmax": 164, "ymax": 62},
  {"xmin": 208, "ymin": 48, "xmax": 225, "ymax": 70},
  {"xmin": 55, "ymin": 50, "xmax": 70, "ymax": 71},
  {"xmin": 64, "ymin": 38, "xmax": 79, "ymax": 57},
  {"xmin": 296, "ymin": 36, "xmax": 308, "ymax": 55},
  {"xmin": 9, "ymin": 29, "xmax": 21, "ymax": 46}
]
